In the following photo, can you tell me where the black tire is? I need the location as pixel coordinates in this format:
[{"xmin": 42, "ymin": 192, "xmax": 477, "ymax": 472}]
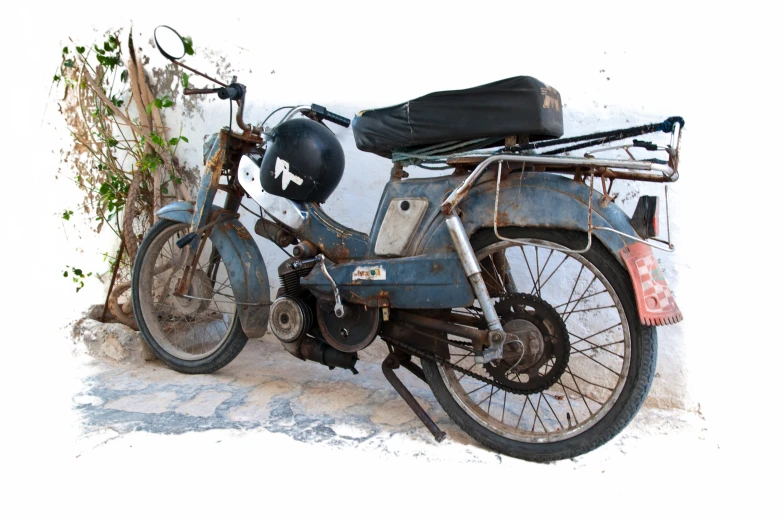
[
  {"xmin": 131, "ymin": 219, "xmax": 248, "ymax": 374},
  {"xmin": 421, "ymin": 228, "xmax": 657, "ymax": 462}
]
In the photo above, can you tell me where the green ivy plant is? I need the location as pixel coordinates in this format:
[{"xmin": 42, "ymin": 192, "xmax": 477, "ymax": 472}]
[{"xmin": 56, "ymin": 29, "xmax": 194, "ymax": 312}]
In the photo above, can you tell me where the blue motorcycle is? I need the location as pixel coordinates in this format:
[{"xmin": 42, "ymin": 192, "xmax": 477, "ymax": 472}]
[{"xmin": 132, "ymin": 26, "xmax": 684, "ymax": 461}]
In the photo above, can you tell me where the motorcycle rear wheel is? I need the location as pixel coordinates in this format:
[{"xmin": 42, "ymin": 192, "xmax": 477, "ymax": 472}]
[
  {"xmin": 421, "ymin": 228, "xmax": 657, "ymax": 461},
  {"xmin": 132, "ymin": 219, "xmax": 248, "ymax": 374}
]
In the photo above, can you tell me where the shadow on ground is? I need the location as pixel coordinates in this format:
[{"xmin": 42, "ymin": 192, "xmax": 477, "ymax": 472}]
[{"xmin": 73, "ymin": 335, "xmax": 705, "ymax": 463}]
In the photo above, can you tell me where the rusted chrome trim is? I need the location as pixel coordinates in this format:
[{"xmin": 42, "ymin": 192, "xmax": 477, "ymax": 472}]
[{"xmin": 442, "ymin": 153, "xmax": 675, "ymax": 212}]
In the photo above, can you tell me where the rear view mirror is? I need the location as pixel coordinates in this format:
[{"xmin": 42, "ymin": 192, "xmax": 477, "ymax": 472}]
[{"xmin": 154, "ymin": 25, "xmax": 186, "ymax": 61}]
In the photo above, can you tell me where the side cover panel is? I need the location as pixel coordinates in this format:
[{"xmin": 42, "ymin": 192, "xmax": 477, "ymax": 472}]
[
  {"xmin": 157, "ymin": 201, "xmax": 270, "ymax": 337},
  {"xmin": 300, "ymin": 253, "xmax": 474, "ymax": 309}
]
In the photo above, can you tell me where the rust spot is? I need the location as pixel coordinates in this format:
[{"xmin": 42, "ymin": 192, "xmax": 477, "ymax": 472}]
[
  {"xmin": 496, "ymin": 211, "xmax": 513, "ymax": 226},
  {"xmin": 431, "ymin": 262, "xmax": 444, "ymax": 274},
  {"xmin": 234, "ymin": 224, "xmax": 251, "ymax": 240},
  {"xmin": 325, "ymin": 244, "xmax": 350, "ymax": 263}
]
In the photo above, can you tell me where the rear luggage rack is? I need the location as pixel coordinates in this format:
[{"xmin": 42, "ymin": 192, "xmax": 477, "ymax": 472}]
[{"xmin": 431, "ymin": 118, "xmax": 684, "ymax": 254}]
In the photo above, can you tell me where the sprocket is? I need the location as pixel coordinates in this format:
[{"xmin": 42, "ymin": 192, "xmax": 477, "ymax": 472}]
[{"xmin": 484, "ymin": 293, "xmax": 570, "ymax": 394}]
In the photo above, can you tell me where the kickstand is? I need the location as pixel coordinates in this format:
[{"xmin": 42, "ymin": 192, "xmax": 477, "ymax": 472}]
[{"xmin": 381, "ymin": 351, "xmax": 446, "ymax": 443}]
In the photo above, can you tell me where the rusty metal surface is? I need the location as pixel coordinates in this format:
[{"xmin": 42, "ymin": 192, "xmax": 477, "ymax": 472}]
[
  {"xmin": 411, "ymin": 171, "xmax": 637, "ymax": 265},
  {"xmin": 191, "ymin": 130, "xmax": 228, "ymax": 233},
  {"xmin": 300, "ymin": 203, "xmax": 370, "ymax": 263},
  {"xmin": 300, "ymin": 252, "xmax": 473, "ymax": 309},
  {"xmin": 156, "ymin": 201, "xmax": 270, "ymax": 338},
  {"xmin": 394, "ymin": 310, "xmax": 487, "ymax": 348}
]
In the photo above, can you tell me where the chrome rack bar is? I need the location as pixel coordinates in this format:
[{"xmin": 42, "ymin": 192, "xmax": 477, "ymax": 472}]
[
  {"xmin": 442, "ymin": 153, "xmax": 675, "ymax": 212},
  {"xmin": 447, "ymin": 156, "xmax": 676, "ymax": 255}
]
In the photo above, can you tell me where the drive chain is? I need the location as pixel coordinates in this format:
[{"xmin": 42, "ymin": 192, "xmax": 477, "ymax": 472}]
[{"xmin": 380, "ymin": 335, "xmax": 531, "ymax": 396}]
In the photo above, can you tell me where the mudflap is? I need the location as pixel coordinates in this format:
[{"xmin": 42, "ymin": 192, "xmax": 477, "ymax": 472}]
[
  {"xmin": 157, "ymin": 201, "xmax": 270, "ymax": 337},
  {"xmin": 620, "ymin": 242, "xmax": 682, "ymax": 326}
]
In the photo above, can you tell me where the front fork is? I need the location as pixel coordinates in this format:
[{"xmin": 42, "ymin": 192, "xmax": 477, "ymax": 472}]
[
  {"xmin": 174, "ymin": 131, "xmax": 233, "ymax": 297},
  {"xmin": 444, "ymin": 213, "xmax": 507, "ymax": 363}
]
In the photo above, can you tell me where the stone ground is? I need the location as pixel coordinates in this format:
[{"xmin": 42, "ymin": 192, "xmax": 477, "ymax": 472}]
[
  {"xmin": 72, "ymin": 334, "xmax": 712, "ymax": 464},
  {"xmin": 15, "ymin": 331, "xmax": 752, "ymax": 519}
]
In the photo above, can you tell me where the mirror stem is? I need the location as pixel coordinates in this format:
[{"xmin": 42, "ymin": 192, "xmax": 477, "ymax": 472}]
[{"xmin": 171, "ymin": 59, "xmax": 228, "ymax": 88}]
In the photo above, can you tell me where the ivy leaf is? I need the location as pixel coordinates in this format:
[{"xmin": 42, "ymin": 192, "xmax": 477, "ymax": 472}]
[
  {"xmin": 63, "ymin": 271, "xmax": 68, "ymax": 278},
  {"xmin": 106, "ymin": 137, "xmax": 119, "ymax": 148},
  {"xmin": 76, "ymin": 46, "xmax": 85, "ymax": 54},
  {"xmin": 179, "ymin": 136, "xmax": 189, "ymax": 143},
  {"xmin": 150, "ymin": 133, "xmax": 165, "ymax": 147},
  {"xmin": 62, "ymin": 46, "xmax": 69, "ymax": 54},
  {"xmin": 182, "ymin": 36, "xmax": 194, "ymax": 56},
  {"xmin": 182, "ymin": 72, "xmax": 189, "ymax": 89},
  {"xmin": 168, "ymin": 137, "xmax": 180, "ymax": 146},
  {"xmin": 120, "ymin": 70, "xmax": 129, "ymax": 83},
  {"xmin": 63, "ymin": 59, "xmax": 74, "ymax": 68},
  {"xmin": 161, "ymin": 185, "xmax": 169, "ymax": 195},
  {"xmin": 53, "ymin": 75, "xmax": 61, "ymax": 82},
  {"xmin": 162, "ymin": 99, "xmax": 173, "ymax": 108},
  {"xmin": 146, "ymin": 101, "xmax": 153, "ymax": 115},
  {"xmin": 62, "ymin": 209, "xmax": 73, "ymax": 221}
]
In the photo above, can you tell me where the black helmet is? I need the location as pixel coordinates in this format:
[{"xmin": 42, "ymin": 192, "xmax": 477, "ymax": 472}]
[{"xmin": 260, "ymin": 118, "xmax": 345, "ymax": 203}]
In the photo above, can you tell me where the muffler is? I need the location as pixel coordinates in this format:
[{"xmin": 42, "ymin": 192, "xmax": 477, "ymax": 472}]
[{"xmin": 284, "ymin": 336, "xmax": 359, "ymax": 375}]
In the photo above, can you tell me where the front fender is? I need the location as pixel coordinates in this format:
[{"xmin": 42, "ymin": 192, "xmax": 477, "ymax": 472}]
[{"xmin": 156, "ymin": 201, "xmax": 270, "ymax": 337}]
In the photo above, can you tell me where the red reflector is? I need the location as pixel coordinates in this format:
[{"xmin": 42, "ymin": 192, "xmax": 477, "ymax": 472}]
[{"xmin": 651, "ymin": 198, "xmax": 660, "ymax": 237}]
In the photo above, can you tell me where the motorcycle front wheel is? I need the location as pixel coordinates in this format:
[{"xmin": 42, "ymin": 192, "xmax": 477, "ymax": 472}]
[
  {"xmin": 421, "ymin": 228, "xmax": 657, "ymax": 462},
  {"xmin": 132, "ymin": 219, "xmax": 248, "ymax": 374}
]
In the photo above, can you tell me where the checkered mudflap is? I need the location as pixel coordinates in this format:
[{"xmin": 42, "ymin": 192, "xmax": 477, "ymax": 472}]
[{"xmin": 620, "ymin": 242, "xmax": 683, "ymax": 326}]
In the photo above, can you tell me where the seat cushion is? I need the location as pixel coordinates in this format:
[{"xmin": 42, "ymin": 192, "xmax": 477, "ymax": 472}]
[{"xmin": 352, "ymin": 76, "xmax": 563, "ymax": 158}]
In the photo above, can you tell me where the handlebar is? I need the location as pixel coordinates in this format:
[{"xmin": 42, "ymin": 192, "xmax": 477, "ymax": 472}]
[
  {"xmin": 310, "ymin": 104, "xmax": 351, "ymax": 128},
  {"xmin": 183, "ymin": 84, "xmax": 244, "ymax": 101},
  {"xmin": 217, "ymin": 84, "xmax": 245, "ymax": 101}
]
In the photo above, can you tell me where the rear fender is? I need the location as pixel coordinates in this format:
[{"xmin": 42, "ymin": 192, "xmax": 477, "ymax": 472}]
[
  {"xmin": 417, "ymin": 172, "xmax": 682, "ymax": 325},
  {"xmin": 156, "ymin": 201, "xmax": 270, "ymax": 337}
]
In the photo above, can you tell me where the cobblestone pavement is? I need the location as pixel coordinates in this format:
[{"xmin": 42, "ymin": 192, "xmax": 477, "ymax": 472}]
[{"xmin": 71, "ymin": 335, "xmax": 714, "ymax": 465}]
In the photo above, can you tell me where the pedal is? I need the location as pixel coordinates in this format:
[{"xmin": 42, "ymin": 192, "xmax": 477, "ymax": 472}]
[{"xmin": 382, "ymin": 353, "xmax": 446, "ymax": 442}]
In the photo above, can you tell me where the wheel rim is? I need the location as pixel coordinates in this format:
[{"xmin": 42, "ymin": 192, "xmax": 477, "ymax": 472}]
[
  {"xmin": 137, "ymin": 223, "xmax": 239, "ymax": 361},
  {"xmin": 438, "ymin": 238, "xmax": 632, "ymax": 443}
]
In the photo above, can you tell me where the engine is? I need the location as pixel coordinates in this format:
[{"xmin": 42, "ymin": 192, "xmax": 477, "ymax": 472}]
[{"xmin": 270, "ymin": 255, "xmax": 380, "ymax": 354}]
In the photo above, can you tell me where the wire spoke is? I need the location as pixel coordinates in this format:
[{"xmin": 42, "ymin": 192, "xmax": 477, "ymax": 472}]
[
  {"xmin": 541, "ymin": 392, "xmax": 565, "ymax": 430},
  {"xmin": 563, "ymin": 275, "xmax": 598, "ymax": 323},
  {"xmin": 537, "ymin": 254, "xmax": 569, "ymax": 293},
  {"xmin": 520, "ymin": 246, "xmax": 539, "ymax": 296}
]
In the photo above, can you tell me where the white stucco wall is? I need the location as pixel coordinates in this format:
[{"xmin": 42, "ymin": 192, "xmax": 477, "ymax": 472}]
[
  {"xmin": 17, "ymin": 2, "xmax": 782, "ymax": 429},
  {"xmin": 45, "ymin": 9, "xmax": 694, "ymax": 409}
]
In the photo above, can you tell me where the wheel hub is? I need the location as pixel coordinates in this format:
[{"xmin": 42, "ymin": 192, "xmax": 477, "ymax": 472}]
[
  {"xmin": 484, "ymin": 293, "xmax": 570, "ymax": 394},
  {"xmin": 173, "ymin": 270, "xmax": 213, "ymax": 315},
  {"xmin": 500, "ymin": 319, "xmax": 545, "ymax": 372}
]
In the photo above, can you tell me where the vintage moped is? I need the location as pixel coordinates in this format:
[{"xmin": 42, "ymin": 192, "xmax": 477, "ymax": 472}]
[{"xmin": 132, "ymin": 26, "xmax": 684, "ymax": 461}]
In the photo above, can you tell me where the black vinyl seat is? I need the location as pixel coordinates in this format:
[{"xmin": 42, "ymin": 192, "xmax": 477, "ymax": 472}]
[{"xmin": 351, "ymin": 76, "xmax": 564, "ymax": 159}]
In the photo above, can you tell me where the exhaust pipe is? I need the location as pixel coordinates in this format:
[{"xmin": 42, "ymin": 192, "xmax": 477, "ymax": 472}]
[{"xmin": 295, "ymin": 336, "xmax": 359, "ymax": 374}]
